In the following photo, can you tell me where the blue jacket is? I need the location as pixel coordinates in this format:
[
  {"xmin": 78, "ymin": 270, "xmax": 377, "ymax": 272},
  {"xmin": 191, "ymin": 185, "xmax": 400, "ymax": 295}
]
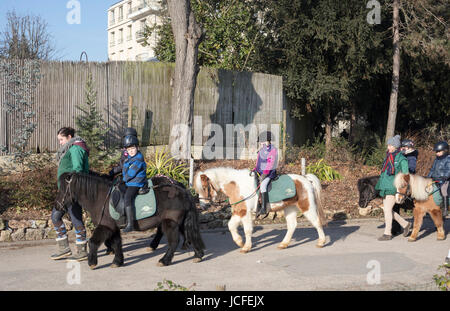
[
  {"xmin": 122, "ymin": 151, "xmax": 147, "ymax": 187},
  {"xmin": 403, "ymin": 149, "xmax": 418, "ymax": 174},
  {"xmin": 428, "ymin": 154, "xmax": 450, "ymax": 183}
]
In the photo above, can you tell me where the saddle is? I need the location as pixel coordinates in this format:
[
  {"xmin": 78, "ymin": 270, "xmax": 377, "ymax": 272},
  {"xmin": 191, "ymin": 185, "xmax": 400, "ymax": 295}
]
[
  {"xmin": 253, "ymin": 173, "xmax": 297, "ymax": 203},
  {"xmin": 109, "ymin": 179, "xmax": 157, "ymax": 222}
]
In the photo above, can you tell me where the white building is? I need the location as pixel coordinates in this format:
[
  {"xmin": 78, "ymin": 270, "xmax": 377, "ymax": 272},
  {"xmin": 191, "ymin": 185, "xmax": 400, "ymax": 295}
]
[{"xmin": 107, "ymin": 0, "xmax": 162, "ymax": 61}]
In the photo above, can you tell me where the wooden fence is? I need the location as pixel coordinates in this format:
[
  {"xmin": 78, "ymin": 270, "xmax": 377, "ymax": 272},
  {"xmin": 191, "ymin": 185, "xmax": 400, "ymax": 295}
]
[{"xmin": 0, "ymin": 60, "xmax": 289, "ymax": 159}]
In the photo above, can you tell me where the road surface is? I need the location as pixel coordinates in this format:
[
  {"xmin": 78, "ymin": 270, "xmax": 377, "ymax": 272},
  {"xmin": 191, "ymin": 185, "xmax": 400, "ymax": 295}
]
[{"xmin": 0, "ymin": 217, "xmax": 448, "ymax": 291}]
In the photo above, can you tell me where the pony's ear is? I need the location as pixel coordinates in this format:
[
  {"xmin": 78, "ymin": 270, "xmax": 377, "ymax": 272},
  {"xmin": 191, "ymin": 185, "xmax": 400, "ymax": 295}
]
[{"xmin": 404, "ymin": 174, "xmax": 410, "ymax": 183}]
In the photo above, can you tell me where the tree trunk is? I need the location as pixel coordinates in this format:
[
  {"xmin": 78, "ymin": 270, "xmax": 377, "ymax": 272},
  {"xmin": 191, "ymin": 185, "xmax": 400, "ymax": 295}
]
[
  {"xmin": 324, "ymin": 102, "xmax": 332, "ymax": 154},
  {"xmin": 349, "ymin": 101, "xmax": 356, "ymax": 144},
  {"xmin": 386, "ymin": 0, "xmax": 400, "ymax": 142},
  {"xmin": 167, "ymin": 0, "xmax": 203, "ymax": 160}
]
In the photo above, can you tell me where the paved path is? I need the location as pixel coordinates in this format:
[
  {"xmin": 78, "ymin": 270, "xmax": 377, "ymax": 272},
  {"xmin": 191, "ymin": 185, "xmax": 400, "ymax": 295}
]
[{"xmin": 0, "ymin": 217, "xmax": 448, "ymax": 291}]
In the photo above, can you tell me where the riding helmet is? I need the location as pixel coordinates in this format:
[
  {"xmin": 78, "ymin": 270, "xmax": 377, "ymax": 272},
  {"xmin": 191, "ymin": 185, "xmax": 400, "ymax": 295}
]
[
  {"xmin": 401, "ymin": 139, "xmax": 414, "ymax": 148},
  {"xmin": 123, "ymin": 127, "xmax": 137, "ymax": 138},
  {"xmin": 123, "ymin": 135, "xmax": 139, "ymax": 148},
  {"xmin": 433, "ymin": 141, "xmax": 449, "ymax": 152},
  {"xmin": 257, "ymin": 131, "xmax": 273, "ymax": 143}
]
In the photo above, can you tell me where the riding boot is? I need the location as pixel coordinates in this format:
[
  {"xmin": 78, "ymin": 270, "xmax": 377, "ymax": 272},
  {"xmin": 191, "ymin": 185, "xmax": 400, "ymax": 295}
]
[
  {"xmin": 50, "ymin": 237, "xmax": 72, "ymax": 260},
  {"xmin": 256, "ymin": 192, "xmax": 270, "ymax": 218},
  {"xmin": 123, "ymin": 205, "xmax": 136, "ymax": 233}
]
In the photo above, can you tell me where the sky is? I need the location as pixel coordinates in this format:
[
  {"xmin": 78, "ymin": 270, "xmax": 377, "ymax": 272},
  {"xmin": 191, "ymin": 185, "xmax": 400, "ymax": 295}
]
[{"xmin": 0, "ymin": 0, "xmax": 119, "ymax": 62}]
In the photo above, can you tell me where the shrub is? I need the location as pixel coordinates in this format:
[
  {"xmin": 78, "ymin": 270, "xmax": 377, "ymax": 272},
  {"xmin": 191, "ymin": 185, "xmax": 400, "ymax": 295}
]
[
  {"xmin": 306, "ymin": 158, "xmax": 342, "ymax": 181},
  {"xmin": 146, "ymin": 148, "xmax": 189, "ymax": 186},
  {"xmin": 3, "ymin": 167, "xmax": 58, "ymax": 213}
]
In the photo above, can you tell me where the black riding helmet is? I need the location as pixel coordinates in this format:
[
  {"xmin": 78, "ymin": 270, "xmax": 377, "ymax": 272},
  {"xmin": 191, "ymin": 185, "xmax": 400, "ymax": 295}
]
[
  {"xmin": 401, "ymin": 139, "xmax": 414, "ymax": 148},
  {"xmin": 123, "ymin": 135, "xmax": 139, "ymax": 148},
  {"xmin": 433, "ymin": 141, "xmax": 449, "ymax": 152},
  {"xmin": 257, "ymin": 131, "xmax": 273, "ymax": 143},
  {"xmin": 123, "ymin": 127, "xmax": 137, "ymax": 138}
]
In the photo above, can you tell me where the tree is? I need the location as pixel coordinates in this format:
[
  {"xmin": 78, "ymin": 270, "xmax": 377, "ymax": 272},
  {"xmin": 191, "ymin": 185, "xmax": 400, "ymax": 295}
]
[
  {"xmin": 252, "ymin": 0, "xmax": 390, "ymax": 152},
  {"xmin": 75, "ymin": 73, "xmax": 109, "ymax": 168},
  {"xmin": 0, "ymin": 59, "xmax": 41, "ymax": 167},
  {"xmin": 166, "ymin": 0, "xmax": 204, "ymax": 160},
  {"xmin": 0, "ymin": 10, "xmax": 56, "ymax": 60},
  {"xmin": 385, "ymin": 0, "xmax": 448, "ymax": 141},
  {"xmin": 385, "ymin": 0, "xmax": 401, "ymax": 142},
  {"xmin": 147, "ymin": 0, "xmax": 261, "ymax": 71}
]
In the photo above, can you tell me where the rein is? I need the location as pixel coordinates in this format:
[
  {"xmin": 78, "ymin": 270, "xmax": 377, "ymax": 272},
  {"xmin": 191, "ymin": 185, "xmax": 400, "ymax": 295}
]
[{"xmin": 199, "ymin": 182, "xmax": 262, "ymax": 206}]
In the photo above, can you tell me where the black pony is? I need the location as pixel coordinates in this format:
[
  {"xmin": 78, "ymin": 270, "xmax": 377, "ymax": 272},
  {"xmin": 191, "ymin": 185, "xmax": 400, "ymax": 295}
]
[
  {"xmin": 56, "ymin": 172, "xmax": 205, "ymax": 268},
  {"xmin": 357, "ymin": 175, "xmax": 413, "ymax": 235}
]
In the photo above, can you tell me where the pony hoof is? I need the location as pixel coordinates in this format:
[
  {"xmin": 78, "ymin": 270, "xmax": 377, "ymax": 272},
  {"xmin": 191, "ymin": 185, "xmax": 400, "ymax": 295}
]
[
  {"xmin": 437, "ymin": 236, "xmax": 446, "ymax": 241},
  {"xmin": 277, "ymin": 243, "xmax": 288, "ymax": 249},
  {"xmin": 146, "ymin": 247, "xmax": 156, "ymax": 253},
  {"xmin": 316, "ymin": 241, "xmax": 327, "ymax": 248},
  {"xmin": 235, "ymin": 241, "xmax": 244, "ymax": 248},
  {"xmin": 240, "ymin": 248, "xmax": 251, "ymax": 253},
  {"xmin": 110, "ymin": 263, "xmax": 120, "ymax": 268},
  {"xmin": 157, "ymin": 261, "xmax": 169, "ymax": 267},
  {"xmin": 89, "ymin": 264, "xmax": 97, "ymax": 270},
  {"xmin": 408, "ymin": 237, "xmax": 416, "ymax": 242},
  {"xmin": 105, "ymin": 250, "xmax": 114, "ymax": 255},
  {"xmin": 193, "ymin": 258, "xmax": 202, "ymax": 263}
]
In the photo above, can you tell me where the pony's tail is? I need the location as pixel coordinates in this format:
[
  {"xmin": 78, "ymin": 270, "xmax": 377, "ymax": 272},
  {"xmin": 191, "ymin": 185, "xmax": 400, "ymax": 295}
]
[
  {"xmin": 306, "ymin": 174, "xmax": 328, "ymax": 227},
  {"xmin": 184, "ymin": 194, "xmax": 206, "ymax": 254}
]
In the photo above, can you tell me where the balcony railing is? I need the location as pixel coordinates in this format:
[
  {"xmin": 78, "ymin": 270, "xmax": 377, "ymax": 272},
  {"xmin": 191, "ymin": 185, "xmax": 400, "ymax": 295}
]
[
  {"xmin": 135, "ymin": 30, "xmax": 146, "ymax": 42},
  {"xmin": 128, "ymin": 1, "xmax": 161, "ymax": 19}
]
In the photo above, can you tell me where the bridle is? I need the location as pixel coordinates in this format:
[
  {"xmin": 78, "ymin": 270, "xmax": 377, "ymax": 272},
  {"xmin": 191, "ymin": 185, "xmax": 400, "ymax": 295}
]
[
  {"xmin": 198, "ymin": 178, "xmax": 262, "ymax": 206},
  {"xmin": 56, "ymin": 176, "xmax": 74, "ymax": 210}
]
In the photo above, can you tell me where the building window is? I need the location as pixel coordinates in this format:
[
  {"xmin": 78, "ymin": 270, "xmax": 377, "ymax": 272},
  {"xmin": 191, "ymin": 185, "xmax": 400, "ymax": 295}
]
[
  {"xmin": 109, "ymin": 10, "xmax": 115, "ymax": 25},
  {"xmin": 110, "ymin": 32, "xmax": 115, "ymax": 47},
  {"xmin": 127, "ymin": 25, "xmax": 132, "ymax": 41},
  {"xmin": 119, "ymin": 6, "xmax": 123, "ymax": 22},
  {"xmin": 119, "ymin": 29, "xmax": 123, "ymax": 44},
  {"xmin": 127, "ymin": 2, "xmax": 132, "ymax": 16}
]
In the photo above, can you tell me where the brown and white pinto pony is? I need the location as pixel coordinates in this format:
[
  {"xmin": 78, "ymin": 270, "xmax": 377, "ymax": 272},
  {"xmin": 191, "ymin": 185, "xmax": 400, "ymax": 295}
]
[
  {"xmin": 194, "ymin": 167, "xmax": 327, "ymax": 252},
  {"xmin": 394, "ymin": 173, "xmax": 446, "ymax": 241}
]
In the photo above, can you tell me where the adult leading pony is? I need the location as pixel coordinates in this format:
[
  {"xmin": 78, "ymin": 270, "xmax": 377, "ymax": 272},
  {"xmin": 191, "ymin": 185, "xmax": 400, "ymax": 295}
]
[
  {"xmin": 194, "ymin": 167, "xmax": 327, "ymax": 252},
  {"xmin": 56, "ymin": 172, "xmax": 205, "ymax": 268},
  {"xmin": 394, "ymin": 173, "xmax": 446, "ymax": 241}
]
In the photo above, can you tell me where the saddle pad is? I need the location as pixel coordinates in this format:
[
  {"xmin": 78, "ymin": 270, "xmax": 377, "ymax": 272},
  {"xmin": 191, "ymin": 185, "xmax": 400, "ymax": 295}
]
[
  {"xmin": 266, "ymin": 175, "xmax": 297, "ymax": 203},
  {"xmin": 135, "ymin": 179, "xmax": 157, "ymax": 220},
  {"xmin": 432, "ymin": 183, "xmax": 445, "ymax": 207},
  {"xmin": 109, "ymin": 179, "xmax": 157, "ymax": 221}
]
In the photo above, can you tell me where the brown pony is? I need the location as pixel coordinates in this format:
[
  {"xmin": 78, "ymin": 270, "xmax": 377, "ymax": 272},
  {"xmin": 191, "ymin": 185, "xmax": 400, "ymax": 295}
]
[{"xmin": 394, "ymin": 173, "xmax": 446, "ymax": 241}]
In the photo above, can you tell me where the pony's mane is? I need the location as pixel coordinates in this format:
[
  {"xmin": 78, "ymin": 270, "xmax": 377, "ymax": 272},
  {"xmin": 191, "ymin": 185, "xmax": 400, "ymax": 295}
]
[
  {"xmin": 59, "ymin": 172, "xmax": 112, "ymax": 202},
  {"xmin": 394, "ymin": 173, "xmax": 431, "ymax": 202}
]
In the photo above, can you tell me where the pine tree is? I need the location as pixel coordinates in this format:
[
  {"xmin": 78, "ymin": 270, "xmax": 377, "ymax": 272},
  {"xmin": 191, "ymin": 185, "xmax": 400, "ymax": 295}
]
[{"xmin": 75, "ymin": 72, "xmax": 109, "ymax": 169}]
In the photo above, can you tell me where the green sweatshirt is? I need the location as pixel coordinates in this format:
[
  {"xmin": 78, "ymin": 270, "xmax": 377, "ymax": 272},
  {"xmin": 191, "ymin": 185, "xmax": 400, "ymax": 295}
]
[
  {"xmin": 375, "ymin": 152, "xmax": 409, "ymax": 197},
  {"xmin": 57, "ymin": 144, "xmax": 89, "ymax": 188}
]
